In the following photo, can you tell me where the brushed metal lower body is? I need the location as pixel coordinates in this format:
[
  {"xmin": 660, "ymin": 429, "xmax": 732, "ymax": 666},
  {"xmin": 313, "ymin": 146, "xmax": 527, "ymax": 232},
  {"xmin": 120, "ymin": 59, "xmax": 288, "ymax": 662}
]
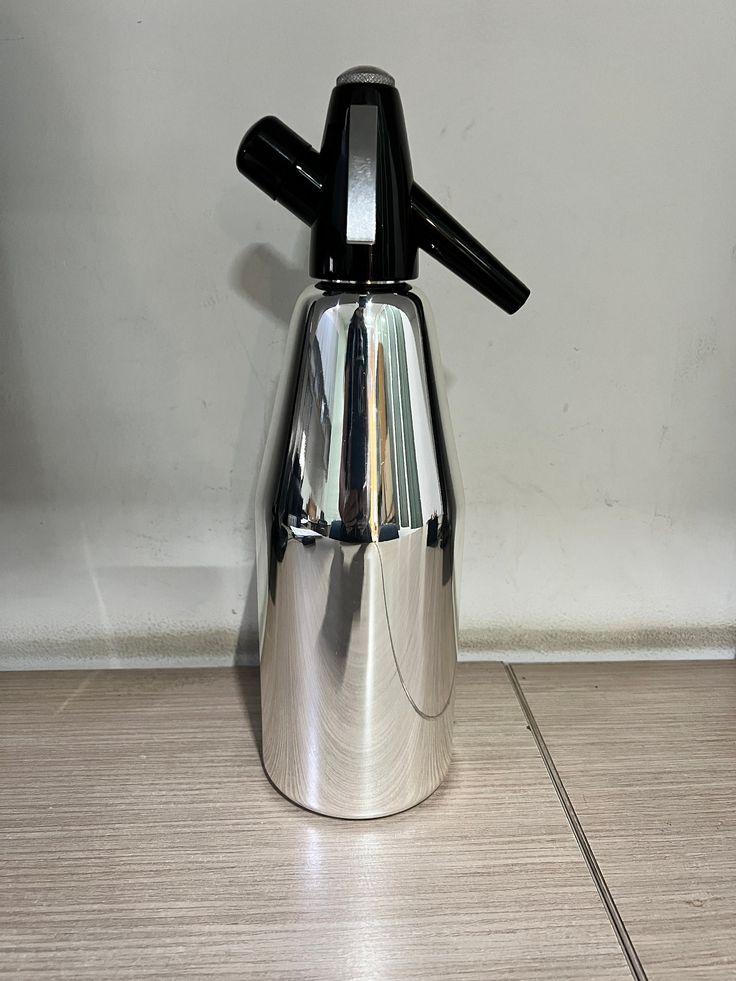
[{"xmin": 260, "ymin": 533, "xmax": 456, "ymax": 819}]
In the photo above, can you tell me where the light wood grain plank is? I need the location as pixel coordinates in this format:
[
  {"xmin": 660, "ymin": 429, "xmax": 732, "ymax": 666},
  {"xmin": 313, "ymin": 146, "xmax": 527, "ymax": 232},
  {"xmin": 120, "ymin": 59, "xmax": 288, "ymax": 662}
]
[
  {"xmin": 0, "ymin": 665, "xmax": 629, "ymax": 980},
  {"xmin": 516, "ymin": 660, "xmax": 736, "ymax": 981}
]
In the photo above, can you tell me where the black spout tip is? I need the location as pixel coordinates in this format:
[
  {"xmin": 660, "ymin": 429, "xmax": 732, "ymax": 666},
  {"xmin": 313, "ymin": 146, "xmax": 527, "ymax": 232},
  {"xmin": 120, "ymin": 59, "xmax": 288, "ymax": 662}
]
[
  {"xmin": 411, "ymin": 185, "xmax": 530, "ymax": 315},
  {"xmin": 502, "ymin": 280, "xmax": 531, "ymax": 315}
]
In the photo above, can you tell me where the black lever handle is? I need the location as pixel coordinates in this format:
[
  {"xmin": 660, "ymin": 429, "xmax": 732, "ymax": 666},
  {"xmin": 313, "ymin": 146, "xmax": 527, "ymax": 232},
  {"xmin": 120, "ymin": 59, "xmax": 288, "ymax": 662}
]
[{"xmin": 237, "ymin": 116, "xmax": 322, "ymax": 225}]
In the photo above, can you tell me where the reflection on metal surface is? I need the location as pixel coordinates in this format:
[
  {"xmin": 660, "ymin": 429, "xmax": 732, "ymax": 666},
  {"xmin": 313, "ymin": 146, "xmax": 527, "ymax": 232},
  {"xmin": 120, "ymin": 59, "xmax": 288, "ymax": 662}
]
[{"xmin": 255, "ymin": 286, "xmax": 463, "ymax": 818}]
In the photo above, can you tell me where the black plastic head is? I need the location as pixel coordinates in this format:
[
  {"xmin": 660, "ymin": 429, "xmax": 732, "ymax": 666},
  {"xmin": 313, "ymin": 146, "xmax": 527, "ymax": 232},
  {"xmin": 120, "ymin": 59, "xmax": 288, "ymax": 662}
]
[
  {"xmin": 309, "ymin": 69, "xmax": 417, "ymax": 282},
  {"xmin": 236, "ymin": 66, "xmax": 530, "ymax": 313}
]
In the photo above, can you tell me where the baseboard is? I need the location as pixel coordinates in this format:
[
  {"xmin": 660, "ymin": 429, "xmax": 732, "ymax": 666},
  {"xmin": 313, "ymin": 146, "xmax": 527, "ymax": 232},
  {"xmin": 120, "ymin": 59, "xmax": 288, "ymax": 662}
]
[{"xmin": 0, "ymin": 624, "xmax": 733, "ymax": 670}]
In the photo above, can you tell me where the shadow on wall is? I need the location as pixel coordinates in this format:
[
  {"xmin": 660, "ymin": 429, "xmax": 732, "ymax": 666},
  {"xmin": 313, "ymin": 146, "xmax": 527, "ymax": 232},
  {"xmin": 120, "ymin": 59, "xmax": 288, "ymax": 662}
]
[
  {"xmin": 228, "ymin": 239, "xmax": 312, "ymax": 327},
  {"xmin": 226, "ymin": 227, "xmax": 311, "ymax": 667},
  {"xmin": 0, "ymin": 17, "xmax": 61, "ymax": 507},
  {"xmin": 226, "ymin": 230, "xmax": 313, "ymax": 755},
  {"xmin": 0, "ymin": 13, "xmax": 150, "ymax": 510},
  {"xmin": 0, "ymin": 243, "xmax": 49, "ymax": 505}
]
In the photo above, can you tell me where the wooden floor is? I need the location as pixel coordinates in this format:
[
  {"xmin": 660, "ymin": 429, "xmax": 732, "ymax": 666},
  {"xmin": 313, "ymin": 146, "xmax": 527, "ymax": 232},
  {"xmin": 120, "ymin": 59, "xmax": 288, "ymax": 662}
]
[
  {"xmin": 516, "ymin": 662, "xmax": 736, "ymax": 981},
  {"xmin": 0, "ymin": 661, "xmax": 733, "ymax": 980}
]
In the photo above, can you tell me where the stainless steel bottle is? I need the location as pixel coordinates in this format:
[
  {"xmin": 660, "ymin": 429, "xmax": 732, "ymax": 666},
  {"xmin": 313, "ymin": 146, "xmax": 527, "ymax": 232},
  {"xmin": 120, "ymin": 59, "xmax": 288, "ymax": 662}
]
[{"xmin": 237, "ymin": 66, "xmax": 529, "ymax": 818}]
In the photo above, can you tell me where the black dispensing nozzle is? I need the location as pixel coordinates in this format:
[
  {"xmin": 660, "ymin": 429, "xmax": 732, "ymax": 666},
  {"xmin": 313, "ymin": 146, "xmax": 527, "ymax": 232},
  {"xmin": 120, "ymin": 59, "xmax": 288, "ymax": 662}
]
[
  {"xmin": 236, "ymin": 66, "xmax": 530, "ymax": 314},
  {"xmin": 410, "ymin": 185, "xmax": 529, "ymax": 314}
]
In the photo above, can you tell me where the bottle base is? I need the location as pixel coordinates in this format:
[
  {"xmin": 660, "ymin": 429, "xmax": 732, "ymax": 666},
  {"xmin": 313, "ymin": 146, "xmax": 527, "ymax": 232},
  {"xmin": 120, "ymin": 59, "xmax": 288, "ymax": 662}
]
[{"xmin": 261, "ymin": 757, "xmax": 452, "ymax": 820}]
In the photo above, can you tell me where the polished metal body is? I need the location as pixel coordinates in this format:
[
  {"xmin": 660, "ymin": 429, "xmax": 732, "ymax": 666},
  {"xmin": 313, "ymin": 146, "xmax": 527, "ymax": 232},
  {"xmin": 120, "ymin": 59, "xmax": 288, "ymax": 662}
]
[
  {"xmin": 256, "ymin": 285, "xmax": 463, "ymax": 818},
  {"xmin": 240, "ymin": 65, "xmax": 528, "ymax": 819}
]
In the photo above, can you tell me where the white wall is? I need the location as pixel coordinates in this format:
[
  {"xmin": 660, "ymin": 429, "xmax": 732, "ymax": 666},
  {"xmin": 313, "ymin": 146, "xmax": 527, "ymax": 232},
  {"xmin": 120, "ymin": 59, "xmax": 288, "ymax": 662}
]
[{"xmin": 1, "ymin": 0, "xmax": 735, "ymax": 667}]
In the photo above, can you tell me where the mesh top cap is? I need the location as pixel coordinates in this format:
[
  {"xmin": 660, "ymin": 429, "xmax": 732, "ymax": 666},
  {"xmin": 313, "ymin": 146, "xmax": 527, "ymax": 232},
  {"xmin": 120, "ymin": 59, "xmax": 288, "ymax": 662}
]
[{"xmin": 336, "ymin": 66, "xmax": 395, "ymax": 87}]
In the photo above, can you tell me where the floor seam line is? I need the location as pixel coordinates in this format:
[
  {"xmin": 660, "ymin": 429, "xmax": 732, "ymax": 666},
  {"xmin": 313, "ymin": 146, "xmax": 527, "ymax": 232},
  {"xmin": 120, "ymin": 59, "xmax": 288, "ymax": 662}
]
[{"xmin": 503, "ymin": 662, "xmax": 648, "ymax": 981}]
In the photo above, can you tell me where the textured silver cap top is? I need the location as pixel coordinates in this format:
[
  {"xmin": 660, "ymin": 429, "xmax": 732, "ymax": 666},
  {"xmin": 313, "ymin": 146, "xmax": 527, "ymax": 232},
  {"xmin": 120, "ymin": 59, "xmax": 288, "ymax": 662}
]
[{"xmin": 336, "ymin": 65, "xmax": 395, "ymax": 87}]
